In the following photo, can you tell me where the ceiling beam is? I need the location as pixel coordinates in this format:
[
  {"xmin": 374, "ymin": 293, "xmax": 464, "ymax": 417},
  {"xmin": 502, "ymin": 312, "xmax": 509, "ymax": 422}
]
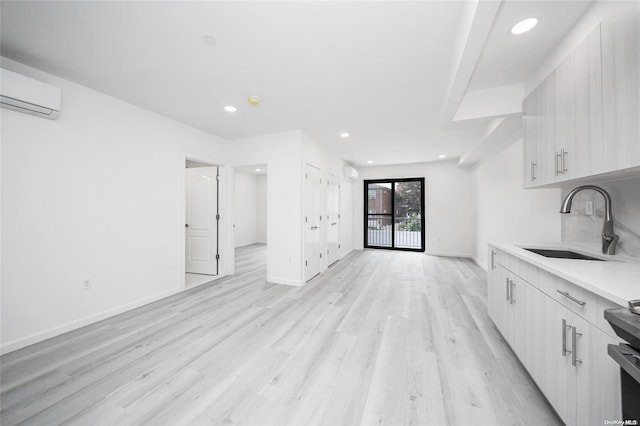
[
  {"xmin": 453, "ymin": 83, "xmax": 524, "ymax": 122},
  {"xmin": 457, "ymin": 116, "xmax": 521, "ymax": 168},
  {"xmin": 440, "ymin": 0, "xmax": 503, "ymax": 125}
]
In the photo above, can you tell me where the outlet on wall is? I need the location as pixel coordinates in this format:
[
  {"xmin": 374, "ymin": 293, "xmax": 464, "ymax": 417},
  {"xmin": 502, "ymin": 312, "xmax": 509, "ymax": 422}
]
[{"xmin": 585, "ymin": 201, "xmax": 594, "ymax": 216}]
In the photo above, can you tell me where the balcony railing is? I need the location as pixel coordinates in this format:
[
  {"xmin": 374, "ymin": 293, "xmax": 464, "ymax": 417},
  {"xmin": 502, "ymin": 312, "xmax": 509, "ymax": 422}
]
[{"xmin": 367, "ymin": 216, "xmax": 422, "ymax": 249}]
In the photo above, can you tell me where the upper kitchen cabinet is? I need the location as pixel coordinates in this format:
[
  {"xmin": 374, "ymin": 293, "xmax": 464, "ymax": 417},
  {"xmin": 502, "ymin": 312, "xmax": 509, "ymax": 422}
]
[
  {"xmin": 601, "ymin": 1, "xmax": 640, "ymax": 172},
  {"xmin": 555, "ymin": 28, "xmax": 603, "ymax": 180},
  {"xmin": 522, "ymin": 2, "xmax": 639, "ymax": 188},
  {"xmin": 523, "ymin": 28, "xmax": 603, "ymax": 186}
]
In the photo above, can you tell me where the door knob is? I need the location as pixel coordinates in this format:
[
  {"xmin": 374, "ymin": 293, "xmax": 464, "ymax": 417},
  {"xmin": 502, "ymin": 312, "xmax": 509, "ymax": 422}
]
[{"xmin": 185, "ymin": 224, "xmax": 190, "ymax": 228}]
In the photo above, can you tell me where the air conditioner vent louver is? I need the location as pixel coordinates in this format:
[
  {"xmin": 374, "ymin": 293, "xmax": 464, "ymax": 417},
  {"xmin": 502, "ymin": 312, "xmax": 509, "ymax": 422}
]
[{"xmin": 1, "ymin": 68, "xmax": 61, "ymax": 120}]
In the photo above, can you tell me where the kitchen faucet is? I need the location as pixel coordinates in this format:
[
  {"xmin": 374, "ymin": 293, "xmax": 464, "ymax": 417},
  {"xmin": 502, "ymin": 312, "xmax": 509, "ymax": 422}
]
[{"xmin": 560, "ymin": 185, "xmax": 619, "ymax": 255}]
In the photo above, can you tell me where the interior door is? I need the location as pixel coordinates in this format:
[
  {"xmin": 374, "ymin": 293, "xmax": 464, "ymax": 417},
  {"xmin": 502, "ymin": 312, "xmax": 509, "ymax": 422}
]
[
  {"xmin": 186, "ymin": 166, "xmax": 218, "ymax": 275},
  {"xmin": 304, "ymin": 164, "xmax": 321, "ymax": 281},
  {"xmin": 326, "ymin": 173, "xmax": 340, "ymax": 266}
]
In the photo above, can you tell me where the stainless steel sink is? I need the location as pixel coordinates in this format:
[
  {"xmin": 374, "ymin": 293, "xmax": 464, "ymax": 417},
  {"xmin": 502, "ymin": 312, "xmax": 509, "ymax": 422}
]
[{"xmin": 523, "ymin": 248, "xmax": 605, "ymax": 261}]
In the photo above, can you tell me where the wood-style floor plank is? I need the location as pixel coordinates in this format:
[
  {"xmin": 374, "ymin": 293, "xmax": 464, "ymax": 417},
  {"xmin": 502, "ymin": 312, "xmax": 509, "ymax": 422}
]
[{"xmin": 0, "ymin": 244, "xmax": 561, "ymax": 426}]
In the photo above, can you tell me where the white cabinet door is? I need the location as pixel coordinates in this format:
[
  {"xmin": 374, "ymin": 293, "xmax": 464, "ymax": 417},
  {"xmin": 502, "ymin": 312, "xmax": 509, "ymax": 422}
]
[
  {"xmin": 487, "ymin": 247, "xmax": 500, "ymax": 324},
  {"xmin": 526, "ymin": 285, "xmax": 548, "ymax": 388},
  {"xmin": 553, "ymin": 28, "xmax": 603, "ymax": 181},
  {"xmin": 541, "ymin": 297, "xmax": 577, "ymax": 426},
  {"xmin": 576, "ymin": 324, "xmax": 621, "ymax": 425},
  {"xmin": 574, "ymin": 27, "xmax": 604, "ymax": 176},
  {"xmin": 541, "ymin": 74, "xmax": 558, "ymax": 183},
  {"xmin": 523, "ymin": 87, "xmax": 541, "ymax": 187},
  {"xmin": 601, "ymin": 1, "xmax": 640, "ymax": 172},
  {"xmin": 511, "ymin": 275, "xmax": 532, "ymax": 368},
  {"xmin": 495, "ymin": 267, "xmax": 511, "ymax": 339}
]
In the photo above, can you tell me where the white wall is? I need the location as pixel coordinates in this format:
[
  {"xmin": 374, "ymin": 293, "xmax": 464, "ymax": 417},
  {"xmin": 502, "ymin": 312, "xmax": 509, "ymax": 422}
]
[
  {"xmin": 233, "ymin": 172, "xmax": 259, "ymax": 247},
  {"xmin": 354, "ymin": 161, "xmax": 474, "ymax": 257},
  {"xmin": 229, "ymin": 131, "xmax": 303, "ymax": 286},
  {"xmin": 471, "ymin": 138, "xmax": 561, "ymax": 269},
  {"xmin": 1, "ymin": 57, "xmax": 233, "ymax": 353},
  {"xmin": 256, "ymin": 174, "xmax": 267, "ymax": 244}
]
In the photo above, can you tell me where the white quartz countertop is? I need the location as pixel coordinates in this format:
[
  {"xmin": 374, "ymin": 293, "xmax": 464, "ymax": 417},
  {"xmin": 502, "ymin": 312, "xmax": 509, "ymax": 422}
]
[{"xmin": 489, "ymin": 242, "xmax": 640, "ymax": 307}]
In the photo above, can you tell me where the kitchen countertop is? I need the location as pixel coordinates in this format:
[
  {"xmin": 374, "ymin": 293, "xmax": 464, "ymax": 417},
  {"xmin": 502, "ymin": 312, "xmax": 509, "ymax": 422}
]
[{"xmin": 489, "ymin": 242, "xmax": 640, "ymax": 307}]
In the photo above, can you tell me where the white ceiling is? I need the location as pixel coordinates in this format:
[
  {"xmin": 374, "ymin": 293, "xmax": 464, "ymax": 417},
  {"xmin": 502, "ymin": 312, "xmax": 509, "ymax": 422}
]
[
  {"xmin": 0, "ymin": 1, "xmax": 595, "ymax": 167},
  {"xmin": 468, "ymin": 0, "xmax": 593, "ymax": 91}
]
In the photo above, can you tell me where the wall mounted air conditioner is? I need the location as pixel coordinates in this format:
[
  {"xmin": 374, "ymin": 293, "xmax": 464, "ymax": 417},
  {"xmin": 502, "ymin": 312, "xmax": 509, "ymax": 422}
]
[
  {"xmin": 1, "ymin": 68, "xmax": 61, "ymax": 119},
  {"xmin": 343, "ymin": 166, "xmax": 359, "ymax": 180}
]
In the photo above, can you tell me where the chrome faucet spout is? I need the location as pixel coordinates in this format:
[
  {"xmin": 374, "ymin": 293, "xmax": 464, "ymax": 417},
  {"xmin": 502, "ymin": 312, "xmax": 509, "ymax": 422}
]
[{"xmin": 559, "ymin": 185, "xmax": 618, "ymax": 255}]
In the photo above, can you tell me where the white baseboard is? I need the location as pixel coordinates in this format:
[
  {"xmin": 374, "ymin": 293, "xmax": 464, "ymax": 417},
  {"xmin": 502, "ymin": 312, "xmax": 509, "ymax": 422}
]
[
  {"xmin": 339, "ymin": 248, "xmax": 355, "ymax": 260},
  {"xmin": 471, "ymin": 255, "xmax": 487, "ymax": 271},
  {"xmin": 268, "ymin": 276, "xmax": 303, "ymax": 287},
  {"xmin": 425, "ymin": 251, "xmax": 473, "ymax": 258},
  {"xmin": 1, "ymin": 287, "xmax": 183, "ymax": 355}
]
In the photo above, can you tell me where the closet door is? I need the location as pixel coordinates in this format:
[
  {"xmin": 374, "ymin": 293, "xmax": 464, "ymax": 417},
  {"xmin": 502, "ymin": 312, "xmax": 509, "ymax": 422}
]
[
  {"xmin": 304, "ymin": 164, "xmax": 321, "ymax": 281},
  {"xmin": 326, "ymin": 173, "xmax": 340, "ymax": 266}
]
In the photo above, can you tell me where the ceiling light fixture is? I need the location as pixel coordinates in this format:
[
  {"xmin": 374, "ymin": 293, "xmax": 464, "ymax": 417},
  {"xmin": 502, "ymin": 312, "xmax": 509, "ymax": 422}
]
[
  {"xmin": 340, "ymin": 132, "xmax": 350, "ymax": 138},
  {"xmin": 367, "ymin": 160, "xmax": 373, "ymax": 164},
  {"xmin": 247, "ymin": 96, "xmax": 262, "ymax": 107},
  {"xmin": 439, "ymin": 154, "xmax": 447, "ymax": 159},
  {"xmin": 511, "ymin": 18, "xmax": 538, "ymax": 35},
  {"xmin": 255, "ymin": 168, "xmax": 261, "ymax": 172},
  {"xmin": 202, "ymin": 35, "xmax": 217, "ymax": 46},
  {"xmin": 224, "ymin": 105, "xmax": 237, "ymax": 112}
]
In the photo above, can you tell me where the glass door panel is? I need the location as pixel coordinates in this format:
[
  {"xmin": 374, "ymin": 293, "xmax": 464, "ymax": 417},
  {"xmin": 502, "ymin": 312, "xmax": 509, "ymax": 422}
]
[
  {"xmin": 394, "ymin": 181, "xmax": 422, "ymax": 249},
  {"xmin": 366, "ymin": 182, "xmax": 392, "ymax": 247}
]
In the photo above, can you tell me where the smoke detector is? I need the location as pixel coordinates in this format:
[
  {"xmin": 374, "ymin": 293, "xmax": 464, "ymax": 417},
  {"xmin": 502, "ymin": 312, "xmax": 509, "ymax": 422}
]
[{"xmin": 247, "ymin": 96, "xmax": 262, "ymax": 107}]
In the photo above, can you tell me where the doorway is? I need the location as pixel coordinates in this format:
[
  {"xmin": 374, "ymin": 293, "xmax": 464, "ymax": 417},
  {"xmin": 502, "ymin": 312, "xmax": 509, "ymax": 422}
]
[
  {"xmin": 364, "ymin": 178, "xmax": 425, "ymax": 251},
  {"xmin": 185, "ymin": 159, "xmax": 220, "ymax": 288},
  {"xmin": 233, "ymin": 164, "xmax": 268, "ymax": 276}
]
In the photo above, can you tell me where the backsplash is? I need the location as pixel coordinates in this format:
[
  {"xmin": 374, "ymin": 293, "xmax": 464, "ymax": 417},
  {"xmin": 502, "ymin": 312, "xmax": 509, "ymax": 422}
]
[{"xmin": 561, "ymin": 177, "xmax": 640, "ymax": 258}]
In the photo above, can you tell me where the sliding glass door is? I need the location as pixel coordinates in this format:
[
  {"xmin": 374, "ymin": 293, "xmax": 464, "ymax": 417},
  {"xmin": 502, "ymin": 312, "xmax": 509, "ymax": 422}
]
[{"xmin": 364, "ymin": 178, "xmax": 425, "ymax": 251}]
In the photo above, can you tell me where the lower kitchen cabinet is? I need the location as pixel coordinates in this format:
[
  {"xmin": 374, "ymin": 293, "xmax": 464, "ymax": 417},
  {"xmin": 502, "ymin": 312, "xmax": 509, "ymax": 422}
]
[
  {"xmin": 577, "ymin": 323, "xmax": 621, "ymax": 426},
  {"xmin": 486, "ymin": 245, "xmax": 621, "ymax": 426}
]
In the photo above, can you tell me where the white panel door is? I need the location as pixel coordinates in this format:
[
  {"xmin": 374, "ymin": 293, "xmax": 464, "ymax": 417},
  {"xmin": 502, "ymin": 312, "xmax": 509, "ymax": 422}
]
[
  {"xmin": 326, "ymin": 173, "xmax": 340, "ymax": 266},
  {"xmin": 186, "ymin": 166, "xmax": 218, "ymax": 275},
  {"xmin": 304, "ymin": 164, "xmax": 321, "ymax": 281}
]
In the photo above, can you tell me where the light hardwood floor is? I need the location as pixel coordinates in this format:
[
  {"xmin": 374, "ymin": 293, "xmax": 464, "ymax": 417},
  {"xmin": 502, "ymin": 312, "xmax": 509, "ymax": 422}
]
[{"xmin": 1, "ymin": 245, "xmax": 561, "ymax": 426}]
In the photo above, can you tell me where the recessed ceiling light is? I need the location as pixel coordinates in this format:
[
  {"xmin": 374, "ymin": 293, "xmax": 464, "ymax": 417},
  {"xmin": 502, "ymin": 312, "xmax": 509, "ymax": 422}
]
[
  {"xmin": 202, "ymin": 35, "xmax": 216, "ymax": 46},
  {"xmin": 367, "ymin": 160, "xmax": 373, "ymax": 164},
  {"xmin": 439, "ymin": 154, "xmax": 447, "ymax": 159},
  {"xmin": 340, "ymin": 132, "xmax": 350, "ymax": 138},
  {"xmin": 511, "ymin": 18, "xmax": 538, "ymax": 35},
  {"xmin": 224, "ymin": 105, "xmax": 237, "ymax": 112},
  {"xmin": 255, "ymin": 168, "xmax": 261, "ymax": 172}
]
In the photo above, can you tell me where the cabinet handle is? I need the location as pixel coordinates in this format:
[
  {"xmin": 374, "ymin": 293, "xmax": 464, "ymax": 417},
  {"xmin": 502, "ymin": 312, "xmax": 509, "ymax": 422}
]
[
  {"xmin": 556, "ymin": 290, "xmax": 586, "ymax": 306},
  {"xmin": 571, "ymin": 326, "xmax": 582, "ymax": 366},
  {"xmin": 510, "ymin": 280, "xmax": 516, "ymax": 304},
  {"xmin": 562, "ymin": 319, "xmax": 570, "ymax": 357},
  {"xmin": 555, "ymin": 151, "xmax": 560, "ymax": 176},
  {"xmin": 531, "ymin": 161, "xmax": 537, "ymax": 181},
  {"xmin": 491, "ymin": 250, "xmax": 496, "ymax": 270},
  {"xmin": 506, "ymin": 277, "xmax": 510, "ymax": 301},
  {"xmin": 562, "ymin": 149, "xmax": 568, "ymax": 174}
]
